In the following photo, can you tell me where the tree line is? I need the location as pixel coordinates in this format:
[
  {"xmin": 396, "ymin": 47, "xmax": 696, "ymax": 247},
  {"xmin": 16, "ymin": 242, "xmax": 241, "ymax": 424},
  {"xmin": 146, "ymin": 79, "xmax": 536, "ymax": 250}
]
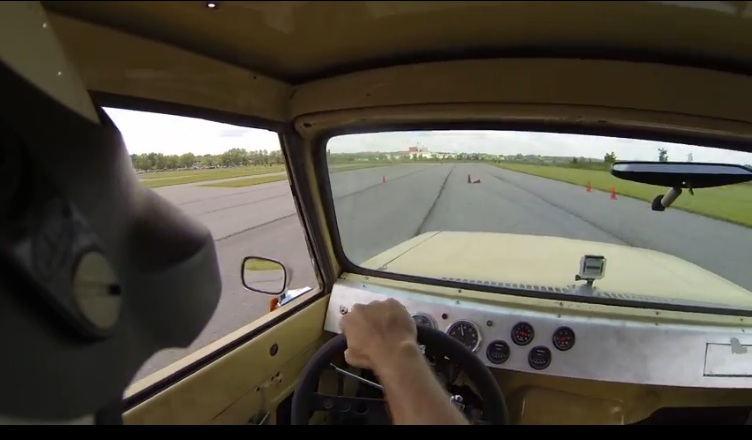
[
  {"xmin": 130, "ymin": 148, "xmax": 285, "ymax": 171},
  {"xmin": 135, "ymin": 145, "xmax": 733, "ymax": 173},
  {"xmin": 326, "ymin": 151, "xmax": 502, "ymax": 162},
  {"xmin": 566, "ymin": 149, "xmax": 674, "ymax": 170},
  {"xmin": 131, "ymin": 148, "xmax": 509, "ymax": 172}
]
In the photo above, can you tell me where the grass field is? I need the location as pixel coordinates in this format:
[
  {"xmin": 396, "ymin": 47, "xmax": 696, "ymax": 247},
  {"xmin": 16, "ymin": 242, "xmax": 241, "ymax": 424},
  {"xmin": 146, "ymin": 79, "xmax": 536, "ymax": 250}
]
[
  {"xmin": 199, "ymin": 163, "xmax": 389, "ymax": 189},
  {"xmin": 499, "ymin": 163, "xmax": 752, "ymax": 228},
  {"xmin": 244, "ymin": 258, "xmax": 284, "ymax": 271},
  {"xmin": 139, "ymin": 165, "xmax": 287, "ymax": 188},
  {"xmin": 202, "ymin": 174, "xmax": 289, "ymax": 188},
  {"xmin": 139, "ymin": 163, "xmax": 390, "ymax": 189}
]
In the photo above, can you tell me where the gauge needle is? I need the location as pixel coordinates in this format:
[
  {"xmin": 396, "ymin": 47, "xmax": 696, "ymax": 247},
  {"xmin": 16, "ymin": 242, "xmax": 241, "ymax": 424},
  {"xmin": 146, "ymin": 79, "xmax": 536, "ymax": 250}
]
[{"xmin": 460, "ymin": 326, "xmax": 465, "ymax": 336}]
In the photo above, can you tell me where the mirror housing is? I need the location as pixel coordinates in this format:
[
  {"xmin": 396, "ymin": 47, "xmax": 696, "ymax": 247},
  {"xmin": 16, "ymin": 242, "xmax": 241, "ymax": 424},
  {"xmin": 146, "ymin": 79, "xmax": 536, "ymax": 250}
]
[
  {"xmin": 611, "ymin": 161, "xmax": 752, "ymax": 212},
  {"xmin": 611, "ymin": 162, "xmax": 752, "ymax": 188},
  {"xmin": 241, "ymin": 256, "xmax": 289, "ymax": 295}
]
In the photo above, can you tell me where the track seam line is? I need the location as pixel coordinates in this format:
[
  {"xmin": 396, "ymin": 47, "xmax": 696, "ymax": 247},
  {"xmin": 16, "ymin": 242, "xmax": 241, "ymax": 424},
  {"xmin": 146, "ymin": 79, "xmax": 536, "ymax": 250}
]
[
  {"xmin": 415, "ymin": 165, "xmax": 455, "ymax": 236},
  {"xmin": 490, "ymin": 168, "xmax": 632, "ymax": 246},
  {"xmin": 215, "ymin": 165, "xmax": 440, "ymax": 243}
]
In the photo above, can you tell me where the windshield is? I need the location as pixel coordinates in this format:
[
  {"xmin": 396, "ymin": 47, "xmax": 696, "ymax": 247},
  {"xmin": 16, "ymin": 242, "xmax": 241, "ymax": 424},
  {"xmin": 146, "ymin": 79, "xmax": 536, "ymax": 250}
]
[{"xmin": 326, "ymin": 130, "xmax": 752, "ymax": 313}]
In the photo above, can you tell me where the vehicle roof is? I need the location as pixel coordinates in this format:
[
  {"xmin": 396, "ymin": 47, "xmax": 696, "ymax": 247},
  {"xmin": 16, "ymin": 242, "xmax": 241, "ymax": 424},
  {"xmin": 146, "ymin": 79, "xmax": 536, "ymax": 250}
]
[
  {"xmin": 39, "ymin": 1, "xmax": 752, "ymax": 152},
  {"xmin": 44, "ymin": 1, "xmax": 752, "ymax": 84}
]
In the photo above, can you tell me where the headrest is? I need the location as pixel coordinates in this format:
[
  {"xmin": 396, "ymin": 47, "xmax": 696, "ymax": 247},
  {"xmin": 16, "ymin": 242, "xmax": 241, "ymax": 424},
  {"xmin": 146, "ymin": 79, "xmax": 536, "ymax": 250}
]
[{"xmin": 0, "ymin": 2, "xmax": 221, "ymax": 420}]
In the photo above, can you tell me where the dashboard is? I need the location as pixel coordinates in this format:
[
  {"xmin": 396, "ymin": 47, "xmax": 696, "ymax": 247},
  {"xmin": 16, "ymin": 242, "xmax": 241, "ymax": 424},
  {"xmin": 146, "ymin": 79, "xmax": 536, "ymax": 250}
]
[{"xmin": 324, "ymin": 279, "xmax": 752, "ymax": 389}]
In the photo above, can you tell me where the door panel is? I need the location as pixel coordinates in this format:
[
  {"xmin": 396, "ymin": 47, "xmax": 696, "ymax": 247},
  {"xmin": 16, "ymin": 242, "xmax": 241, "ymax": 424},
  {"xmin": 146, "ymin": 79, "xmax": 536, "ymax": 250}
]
[{"xmin": 124, "ymin": 295, "xmax": 329, "ymax": 425}]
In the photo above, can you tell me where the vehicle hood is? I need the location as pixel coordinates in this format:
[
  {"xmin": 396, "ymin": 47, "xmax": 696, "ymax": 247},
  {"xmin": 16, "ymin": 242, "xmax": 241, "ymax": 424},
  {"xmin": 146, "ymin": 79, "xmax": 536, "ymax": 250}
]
[{"xmin": 360, "ymin": 231, "xmax": 752, "ymax": 309}]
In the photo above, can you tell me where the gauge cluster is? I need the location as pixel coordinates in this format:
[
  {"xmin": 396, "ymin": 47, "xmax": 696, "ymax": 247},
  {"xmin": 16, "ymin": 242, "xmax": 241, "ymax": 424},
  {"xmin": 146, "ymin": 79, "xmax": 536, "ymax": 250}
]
[
  {"xmin": 413, "ymin": 311, "xmax": 572, "ymax": 369},
  {"xmin": 346, "ymin": 288, "xmax": 577, "ymax": 372},
  {"xmin": 411, "ymin": 312, "xmax": 575, "ymax": 370},
  {"xmin": 337, "ymin": 287, "xmax": 578, "ymax": 373},
  {"xmin": 325, "ymin": 279, "xmax": 752, "ymax": 389}
]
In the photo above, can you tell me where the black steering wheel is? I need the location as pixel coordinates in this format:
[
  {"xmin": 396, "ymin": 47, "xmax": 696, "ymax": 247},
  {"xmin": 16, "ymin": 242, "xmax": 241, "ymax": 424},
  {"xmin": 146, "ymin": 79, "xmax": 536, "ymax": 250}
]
[{"xmin": 291, "ymin": 325, "xmax": 509, "ymax": 425}]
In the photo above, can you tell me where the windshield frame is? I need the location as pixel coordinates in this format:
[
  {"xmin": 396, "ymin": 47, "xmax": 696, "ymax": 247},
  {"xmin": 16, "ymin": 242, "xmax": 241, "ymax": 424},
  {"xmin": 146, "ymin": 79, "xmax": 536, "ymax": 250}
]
[{"xmin": 315, "ymin": 122, "xmax": 752, "ymax": 317}]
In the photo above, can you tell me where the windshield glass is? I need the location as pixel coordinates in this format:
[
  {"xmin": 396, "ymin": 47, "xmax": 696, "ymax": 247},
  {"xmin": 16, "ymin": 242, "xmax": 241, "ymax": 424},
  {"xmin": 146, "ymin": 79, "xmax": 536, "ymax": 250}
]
[{"xmin": 326, "ymin": 130, "xmax": 752, "ymax": 313}]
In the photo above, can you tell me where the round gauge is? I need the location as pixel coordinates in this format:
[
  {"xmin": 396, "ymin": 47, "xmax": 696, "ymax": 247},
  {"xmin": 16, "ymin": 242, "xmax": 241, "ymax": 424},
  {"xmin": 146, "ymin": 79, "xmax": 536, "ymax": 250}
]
[
  {"xmin": 528, "ymin": 346, "xmax": 552, "ymax": 370},
  {"xmin": 412, "ymin": 313, "xmax": 437, "ymax": 329},
  {"xmin": 511, "ymin": 322, "xmax": 535, "ymax": 346},
  {"xmin": 446, "ymin": 320, "xmax": 481, "ymax": 352},
  {"xmin": 552, "ymin": 326, "xmax": 576, "ymax": 351},
  {"xmin": 485, "ymin": 340, "xmax": 511, "ymax": 365}
]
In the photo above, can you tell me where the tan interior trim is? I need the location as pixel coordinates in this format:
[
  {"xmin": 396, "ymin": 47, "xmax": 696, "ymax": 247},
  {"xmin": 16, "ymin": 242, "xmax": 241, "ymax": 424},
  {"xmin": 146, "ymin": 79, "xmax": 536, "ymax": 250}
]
[
  {"xmin": 48, "ymin": 12, "xmax": 290, "ymax": 122},
  {"xmin": 290, "ymin": 59, "xmax": 752, "ymax": 140}
]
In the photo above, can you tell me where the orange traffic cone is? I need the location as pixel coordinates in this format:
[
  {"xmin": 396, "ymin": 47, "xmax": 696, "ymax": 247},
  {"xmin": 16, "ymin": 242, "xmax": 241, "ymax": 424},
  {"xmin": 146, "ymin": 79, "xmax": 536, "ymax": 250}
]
[
  {"xmin": 610, "ymin": 186, "xmax": 617, "ymax": 200},
  {"xmin": 586, "ymin": 181, "xmax": 592, "ymax": 192},
  {"xmin": 382, "ymin": 175, "xmax": 386, "ymax": 183}
]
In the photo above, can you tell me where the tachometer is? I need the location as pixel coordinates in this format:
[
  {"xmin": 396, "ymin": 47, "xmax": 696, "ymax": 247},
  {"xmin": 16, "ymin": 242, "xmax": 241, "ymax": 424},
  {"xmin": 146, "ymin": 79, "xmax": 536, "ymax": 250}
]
[
  {"xmin": 552, "ymin": 326, "xmax": 575, "ymax": 351},
  {"xmin": 446, "ymin": 320, "xmax": 481, "ymax": 352},
  {"xmin": 412, "ymin": 313, "xmax": 437, "ymax": 329},
  {"xmin": 511, "ymin": 322, "xmax": 534, "ymax": 346}
]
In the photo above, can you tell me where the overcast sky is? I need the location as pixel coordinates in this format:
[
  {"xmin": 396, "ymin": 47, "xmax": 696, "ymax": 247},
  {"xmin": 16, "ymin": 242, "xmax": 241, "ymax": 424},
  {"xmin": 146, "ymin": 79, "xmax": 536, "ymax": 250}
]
[{"xmin": 105, "ymin": 107, "xmax": 752, "ymax": 164}]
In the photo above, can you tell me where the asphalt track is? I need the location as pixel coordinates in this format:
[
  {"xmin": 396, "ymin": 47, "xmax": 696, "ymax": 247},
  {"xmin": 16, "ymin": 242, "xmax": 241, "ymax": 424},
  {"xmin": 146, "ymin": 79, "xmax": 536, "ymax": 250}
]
[{"xmin": 135, "ymin": 163, "xmax": 752, "ymax": 380}]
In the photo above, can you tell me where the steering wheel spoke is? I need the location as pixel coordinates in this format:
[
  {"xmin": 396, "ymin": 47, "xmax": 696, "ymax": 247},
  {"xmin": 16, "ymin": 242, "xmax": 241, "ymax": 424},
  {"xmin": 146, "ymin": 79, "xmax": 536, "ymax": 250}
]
[
  {"xmin": 312, "ymin": 393, "xmax": 388, "ymax": 423},
  {"xmin": 291, "ymin": 327, "xmax": 508, "ymax": 425}
]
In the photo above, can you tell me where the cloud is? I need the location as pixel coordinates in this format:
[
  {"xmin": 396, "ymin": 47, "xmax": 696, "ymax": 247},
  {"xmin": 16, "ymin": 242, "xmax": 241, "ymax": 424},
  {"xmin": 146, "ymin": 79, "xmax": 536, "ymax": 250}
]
[
  {"xmin": 104, "ymin": 108, "xmax": 752, "ymax": 164},
  {"xmin": 104, "ymin": 107, "xmax": 280, "ymax": 155},
  {"xmin": 328, "ymin": 130, "xmax": 752, "ymax": 164},
  {"xmin": 218, "ymin": 127, "xmax": 253, "ymax": 138}
]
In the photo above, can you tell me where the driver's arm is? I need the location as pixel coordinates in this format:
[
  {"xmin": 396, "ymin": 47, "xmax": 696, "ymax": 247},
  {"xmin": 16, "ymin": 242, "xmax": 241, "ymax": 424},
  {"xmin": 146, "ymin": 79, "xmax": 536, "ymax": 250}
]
[
  {"xmin": 375, "ymin": 340, "xmax": 469, "ymax": 425},
  {"xmin": 339, "ymin": 299, "xmax": 469, "ymax": 425}
]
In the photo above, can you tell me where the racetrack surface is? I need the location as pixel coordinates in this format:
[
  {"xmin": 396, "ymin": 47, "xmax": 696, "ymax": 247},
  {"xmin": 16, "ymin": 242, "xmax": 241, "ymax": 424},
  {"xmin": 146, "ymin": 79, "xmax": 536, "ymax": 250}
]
[{"xmin": 135, "ymin": 163, "xmax": 752, "ymax": 380}]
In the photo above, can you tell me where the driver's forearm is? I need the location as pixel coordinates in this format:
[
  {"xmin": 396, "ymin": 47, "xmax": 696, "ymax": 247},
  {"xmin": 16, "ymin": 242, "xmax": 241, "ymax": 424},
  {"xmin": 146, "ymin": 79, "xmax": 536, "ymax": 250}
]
[{"xmin": 375, "ymin": 343, "xmax": 469, "ymax": 425}]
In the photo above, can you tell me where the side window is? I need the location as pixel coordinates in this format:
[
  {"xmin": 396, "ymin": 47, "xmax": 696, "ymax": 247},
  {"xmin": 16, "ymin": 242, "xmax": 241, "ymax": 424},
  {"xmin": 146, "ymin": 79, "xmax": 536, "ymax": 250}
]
[{"xmin": 105, "ymin": 108, "xmax": 319, "ymax": 381}]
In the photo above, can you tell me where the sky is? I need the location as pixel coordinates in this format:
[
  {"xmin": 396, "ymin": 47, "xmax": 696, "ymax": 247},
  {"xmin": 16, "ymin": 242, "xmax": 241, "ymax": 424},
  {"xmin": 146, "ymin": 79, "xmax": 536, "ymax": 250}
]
[
  {"xmin": 104, "ymin": 108, "xmax": 281, "ymax": 156},
  {"xmin": 104, "ymin": 107, "xmax": 752, "ymax": 164}
]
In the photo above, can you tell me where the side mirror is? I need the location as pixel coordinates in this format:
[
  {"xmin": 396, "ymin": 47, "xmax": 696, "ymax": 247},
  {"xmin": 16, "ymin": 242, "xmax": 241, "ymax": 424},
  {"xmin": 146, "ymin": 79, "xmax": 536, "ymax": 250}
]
[{"xmin": 241, "ymin": 256, "xmax": 289, "ymax": 295}]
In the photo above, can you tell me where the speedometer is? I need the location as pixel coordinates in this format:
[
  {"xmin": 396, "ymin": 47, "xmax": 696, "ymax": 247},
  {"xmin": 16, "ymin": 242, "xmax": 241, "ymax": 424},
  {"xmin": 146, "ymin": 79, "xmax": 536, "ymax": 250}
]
[{"xmin": 446, "ymin": 320, "xmax": 481, "ymax": 352}]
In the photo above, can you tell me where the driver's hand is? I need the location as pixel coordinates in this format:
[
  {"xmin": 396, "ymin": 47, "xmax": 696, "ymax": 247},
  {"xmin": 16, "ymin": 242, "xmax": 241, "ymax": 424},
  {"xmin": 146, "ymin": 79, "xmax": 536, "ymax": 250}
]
[{"xmin": 339, "ymin": 298, "xmax": 418, "ymax": 372}]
